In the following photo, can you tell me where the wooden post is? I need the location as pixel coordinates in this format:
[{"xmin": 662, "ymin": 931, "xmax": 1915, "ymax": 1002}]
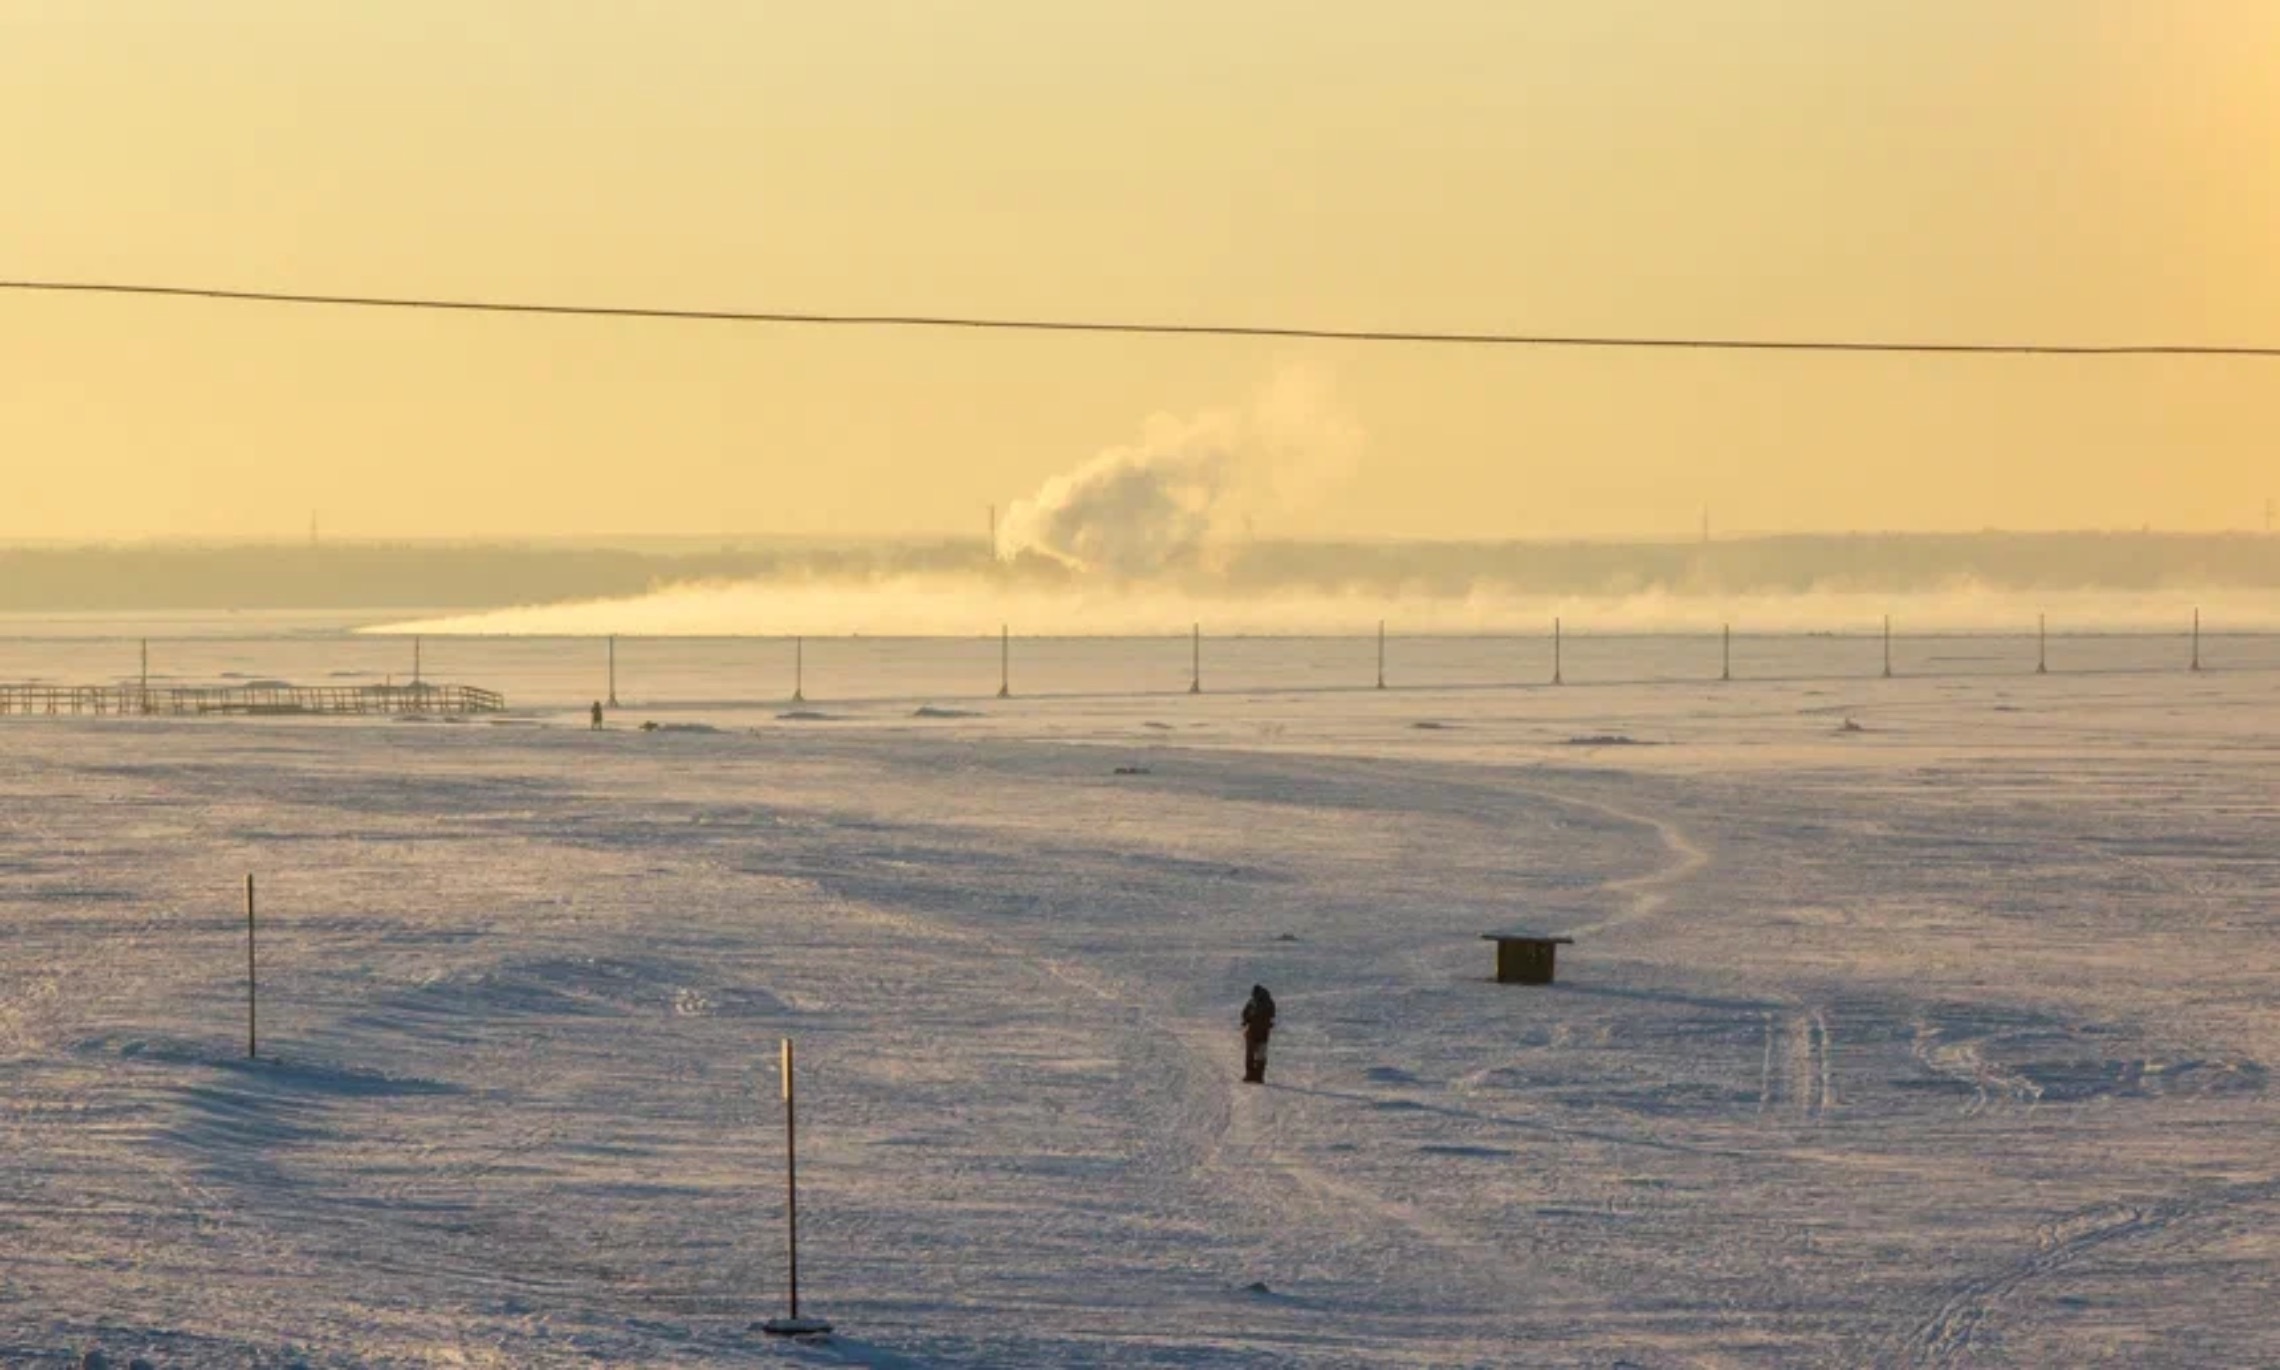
[
  {"xmin": 784, "ymin": 1037, "xmax": 801, "ymax": 1321},
  {"xmin": 1190, "ymin": 623, "xmax": 1201, "ymax": 695},
  {"xmin": 2037, "ymin": 614, "xmax": 2047, "ymax": 674},
  {"xmin": 140, "ymin": 639, "xmax": 150, "ymax": 714},
  {"xmin": 793, "ymin": 637, "xmax": 805, "ymax": 703},
  {"xmin": 998, "ymin": 624, "xmax": 1010, "ymax": 699},
  {"xmin": 1721, "ymin": 624, "xmax": 1731, "ymax": 682},
  {"xmin": 1376, "ymin": 620, "xmax": 1387, "ymax": 690},
  {"xmin": 413, "ymin": 636, "xmax": 422, "ymax": 687},
  {"xmin": 1552, "ymin": 618, "xmax": 1563, "ymax": 685},
  {"xmin": 759, "ymin": 1034, "xmax": 831, "ymax": 1336},
  {"xmin": 246, "ymin": 874, "xmax": 257, "ymax": 1060},
  {"xmin": 1882, "ymin": 616, "xmax": 1893, "ymax": 679},
  {"xmin": 607, "ymin": 635, "xmax": 619, "ymax": 707},
  {"xmin": 2191, "ymin": 608, "xmax": 2201, "ymax": 672}
]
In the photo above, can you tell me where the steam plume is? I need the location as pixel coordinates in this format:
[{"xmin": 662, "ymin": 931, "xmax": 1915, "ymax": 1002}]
[{"xmin": 998, "ymin": 368, "xmax": 1361, "ymax": 578}]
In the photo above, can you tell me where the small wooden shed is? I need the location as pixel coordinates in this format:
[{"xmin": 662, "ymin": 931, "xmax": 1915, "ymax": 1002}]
[{"xmin": 1482, "ymin": 932, "xmax": 1575, "ymax": 985}]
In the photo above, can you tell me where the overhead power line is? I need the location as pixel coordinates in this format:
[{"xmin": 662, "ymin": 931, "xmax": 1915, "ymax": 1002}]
[{"xmin": 4, "ymin": 277, "xmax": 2278, "ymax": 358}]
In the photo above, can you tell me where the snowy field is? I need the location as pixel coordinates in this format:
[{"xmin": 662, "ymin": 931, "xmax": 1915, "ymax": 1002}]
[{"xmin": 4, "ymin": 633, "xmax": 2278, "ymax": 1366}]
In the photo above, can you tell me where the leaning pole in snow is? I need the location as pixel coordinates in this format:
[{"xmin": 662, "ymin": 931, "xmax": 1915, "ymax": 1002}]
[
  {"xmin": 760, "ymin": 1038, "xmax": 832, "ymax": 1336},
  {"xmin": 245, "ymin": 874, "xmax": 258, "ymax": 1060}
]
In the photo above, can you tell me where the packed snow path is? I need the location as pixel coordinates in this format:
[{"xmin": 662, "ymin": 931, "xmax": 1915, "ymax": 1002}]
[{"xmin": 3, "ymin": 672, "xmax": 2277, "ymax": 1366}]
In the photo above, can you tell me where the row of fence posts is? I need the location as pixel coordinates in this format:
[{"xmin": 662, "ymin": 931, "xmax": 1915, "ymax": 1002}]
[
  {"xmin": 588, "ymin": 612, "xmax": 2220, "ymax": 704},
  {"xmin": 107, "ymin": 613, "xmax": 2224, "ymax": 713}
]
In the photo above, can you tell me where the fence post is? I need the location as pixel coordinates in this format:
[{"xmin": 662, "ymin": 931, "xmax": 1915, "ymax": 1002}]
[
  {"xmin": 998, "ymin": 624, "xmax": 1011, "ymax": 699},
  {"xmin": 607, "ymin": 635, "xmax": 619, "ymax": 707},
  {"xmin": 1376, "ymin": 620, "xmax": 1386, "ymax": 690},
  {"xmin": 1721, "ymin": 624, "xmax": 1731, "ymax": 682},
  {"xmin": 793, "ymin": 637, "xmax": 806, "ymax": 703},
  {"xmin": 2037, "ymin": 614, "xmax": 2047, "ymax": 674},
  {"xmin": 413, "ymin": 636, "xmax": 422, "ymax": 687},
  {"xmin": 1190, "ymin": 624, "xmax": 1202, "ymax": 695},
  {"xmin": 1882, "ymin": 616, "xmax": 1893, "ymax": 679},
  {"xmin": 2191, "ymin": 608, "xmax": 2201, "ymax": 672},
  {"xmin": 759, "ymin": 1037, "xmax": 832, "ymax": 1336},
  {"xmin": 246, "ymin": 874, "xmax": 258, "ymax": 1061},
  {"xmin": 1552, "ymin": 618, "xmax": 1563, "ymax": 686}
]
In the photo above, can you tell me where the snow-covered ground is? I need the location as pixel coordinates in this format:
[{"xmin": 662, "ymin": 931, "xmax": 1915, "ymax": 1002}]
[{"xmin": 3, "ymin": 640, "xmax": 2277, "ymax": 1366}]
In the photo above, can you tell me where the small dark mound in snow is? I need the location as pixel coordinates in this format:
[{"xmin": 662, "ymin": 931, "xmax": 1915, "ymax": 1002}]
[
  {"xmin": 1142, "ymin": 721, "xmax": 1174, "ymax": 730},
  {"xmin": 1411, "ymin": 720, "xmax": 1457, "ymax": 730},
  {"xmin": 776, "ymin": 710, "xmax": 838, "ymax": 722},
  {"xmin": 1244, "ymin": 1281, "xmax": 1273, "ymax": 1295},
  {"xmin": 913, "ymin": 706, "xmax": 983, "ymax": 719},
  {"xmin": 1565, "ymin": 734, "xmax": 1655, "ymax": 747},
  {"xmin": 1837, "ymin": 718, "xmax": 1868, "ymax": 733},
  {"xmin": 1113, "ymin": 765, "xmax": 1154, "ymax": 776},
  {"xmin": 648, "ymin": 723, "xmax": 723, "ymax": 734},
  {"xmin": 1274, "ymin": 932, "xmax": 1300, "ymax": 942}
]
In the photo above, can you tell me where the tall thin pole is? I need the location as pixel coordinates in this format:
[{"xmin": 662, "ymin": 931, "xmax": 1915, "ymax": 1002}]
[
  {"xmin": 2037, "ymin": 614, "xmax": 2047, "ymax": 674},
  {"xmin": 1552, "ymin": 618, "xmax": 1563, "ymax": 686},
  {"xmin": 246, "ymin": 874, "xmax": 258, "ymax": 1060},
  {"xmin": 783, "ymin": 1037, "xmax": 801, "ymax": 1323},
  {"xmin": 1721, "ymin": 624, "xmax": 1731, "ymax": 682},
  {"xmin": 1882, "ymin": 616, "xmax": 1893, "ymax": 679},
  {"xmin": 2191, "ymin": 608, "xmax": 2201, "ymax": 672},
  {"xmin": 140, "ymin": 638, "xmax": 150, "ymax": 713},
  {"xmin": 607, "ymin": 635, "xmax": 619, "ymax": 707},
  {"xmin": 413, "ymin": 635, "xmax": 422, "ymax": 687},
  {"xmin": 1190, "ymin": 624, "xmax": 1201, "ymax": 694},
  {"xmin": 998, "ymin": 624, "xmax": 1011, "ymax": 699},
  {"xmin": 793, "ymin": 637, "xmax": 805, "ymax": 703},
  {"xmin": 1376, "ymin": 620, "xmax": 1386, "ymax": 690}
]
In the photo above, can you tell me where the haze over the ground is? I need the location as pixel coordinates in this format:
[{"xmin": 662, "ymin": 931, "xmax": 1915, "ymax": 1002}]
[{"xmin": 4, "ymin": 3, "xmax": 2277, "ymax": 544}]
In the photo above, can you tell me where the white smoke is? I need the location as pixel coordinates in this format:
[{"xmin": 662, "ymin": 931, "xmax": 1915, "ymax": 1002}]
[{"xmin": 998, "ymin": 368, "xmax": 1362, "ymax": 578}]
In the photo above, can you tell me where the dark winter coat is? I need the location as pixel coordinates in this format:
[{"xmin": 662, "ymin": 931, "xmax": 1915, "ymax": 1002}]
[{"xmin": 1241, "ymin": 987, "xmax": 1276, "ymax": 1042}]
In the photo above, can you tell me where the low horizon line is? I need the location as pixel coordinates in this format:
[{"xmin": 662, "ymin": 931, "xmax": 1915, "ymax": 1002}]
[{"xmin": 3, "ymin": 527, "xmax": 2277, "ymax": 551}]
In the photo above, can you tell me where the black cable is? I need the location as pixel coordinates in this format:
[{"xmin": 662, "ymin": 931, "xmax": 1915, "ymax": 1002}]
[{"xmin": 4, "ymin": 277, "xmax": 2277, "ymax": 358}]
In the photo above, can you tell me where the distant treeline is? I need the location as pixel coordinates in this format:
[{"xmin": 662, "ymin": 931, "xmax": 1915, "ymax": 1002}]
[
  {"xmin": 1213, "ymin": 533, "xmax": 2280, "ymax": 598},
  {"xmin": 0, "ymin": 534, "xmax": 2274, "ymax": 611}
]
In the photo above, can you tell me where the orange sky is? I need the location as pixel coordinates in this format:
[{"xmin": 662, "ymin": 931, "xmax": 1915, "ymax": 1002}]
[{"xmin": 2, "ymin": 1, "xmax": 2275, "ymax": 541}]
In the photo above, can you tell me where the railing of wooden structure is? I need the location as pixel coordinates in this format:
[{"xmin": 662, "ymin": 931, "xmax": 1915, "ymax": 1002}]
[{"xmin": 0, "ymin": 683, "xmax": 506, "ymax": 717}]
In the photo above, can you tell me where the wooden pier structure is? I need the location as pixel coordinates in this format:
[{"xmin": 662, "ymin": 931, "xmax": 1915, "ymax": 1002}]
[{"xmin": 0, "ymin": 682, "xmax": 506, "ymax": 718}]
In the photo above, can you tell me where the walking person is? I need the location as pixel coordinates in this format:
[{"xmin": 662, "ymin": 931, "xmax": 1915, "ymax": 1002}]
[
  {"xmin": 1240, "ymin": 984, "xmax": 1276, "ymax": 1084},
  {"xmin": 590, "ymin": 700, "xmax": 605, "ymax": 730}
]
